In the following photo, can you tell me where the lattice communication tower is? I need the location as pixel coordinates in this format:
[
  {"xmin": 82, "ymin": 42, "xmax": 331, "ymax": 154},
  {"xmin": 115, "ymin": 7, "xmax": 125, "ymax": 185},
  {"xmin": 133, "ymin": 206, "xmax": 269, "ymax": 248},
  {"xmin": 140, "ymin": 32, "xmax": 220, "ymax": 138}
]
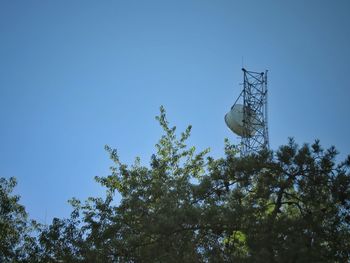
[{"xmin": 225, "ymin": 68, "xmax": 269, "ymax": 156}]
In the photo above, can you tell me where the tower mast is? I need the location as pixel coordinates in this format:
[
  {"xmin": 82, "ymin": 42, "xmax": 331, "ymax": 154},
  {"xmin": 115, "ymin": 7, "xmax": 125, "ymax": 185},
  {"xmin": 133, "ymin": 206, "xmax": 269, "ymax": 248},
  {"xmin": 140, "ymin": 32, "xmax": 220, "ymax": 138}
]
[
  {"xmin": 241, "ymin": 68, "xmax": 269, "ymax": 156},
  {"xmin": 225, "ymin": 68, "xmax": 269, "ymax": 156}
]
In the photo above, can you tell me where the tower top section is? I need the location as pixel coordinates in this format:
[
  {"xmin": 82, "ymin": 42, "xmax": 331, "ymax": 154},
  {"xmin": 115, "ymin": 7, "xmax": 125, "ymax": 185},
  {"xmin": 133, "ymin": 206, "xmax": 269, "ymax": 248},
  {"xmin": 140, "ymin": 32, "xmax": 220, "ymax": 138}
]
[{"xmin": 225, "ymin": 68, "xmax": 269, "ymax": 156}]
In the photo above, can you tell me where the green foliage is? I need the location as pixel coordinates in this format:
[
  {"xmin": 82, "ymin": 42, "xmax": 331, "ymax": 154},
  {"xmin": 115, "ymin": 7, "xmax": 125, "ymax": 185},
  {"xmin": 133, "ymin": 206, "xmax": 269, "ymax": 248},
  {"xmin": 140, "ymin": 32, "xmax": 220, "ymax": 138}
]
[
  {"xmin": 1, "ymin": 107, "xmax": 350, "ymax": 262},
  {"xmin": 0, "ymin": 177, "xmax": 39, "ymax": 262}
]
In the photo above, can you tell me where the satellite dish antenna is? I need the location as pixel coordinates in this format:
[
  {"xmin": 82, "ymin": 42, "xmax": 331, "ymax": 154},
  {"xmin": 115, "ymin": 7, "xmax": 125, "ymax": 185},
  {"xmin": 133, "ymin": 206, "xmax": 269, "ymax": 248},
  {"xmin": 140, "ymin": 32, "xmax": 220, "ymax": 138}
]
[
  {"xmin": 225, "ymin": 68, "xmax": 269, "ymax": 156},
  {"xmin": 225, "ymin": 104, "xmax": 261, "ymax": 138}
]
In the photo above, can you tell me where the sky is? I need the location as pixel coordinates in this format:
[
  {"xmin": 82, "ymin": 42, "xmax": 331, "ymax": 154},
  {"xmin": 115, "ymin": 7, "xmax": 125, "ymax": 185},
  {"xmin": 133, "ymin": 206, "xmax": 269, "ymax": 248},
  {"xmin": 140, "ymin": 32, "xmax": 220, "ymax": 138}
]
[{"xmin": 1, "ymin": 0, "xmax": 349, "ymax": 223}]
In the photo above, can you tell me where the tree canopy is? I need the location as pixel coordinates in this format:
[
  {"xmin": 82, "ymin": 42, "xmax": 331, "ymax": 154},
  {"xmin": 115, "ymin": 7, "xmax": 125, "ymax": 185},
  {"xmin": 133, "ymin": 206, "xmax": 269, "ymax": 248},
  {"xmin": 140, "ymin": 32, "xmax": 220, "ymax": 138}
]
[{"xmin": 1, "ymin": 107, "xmax": 350, "ymax": 262}]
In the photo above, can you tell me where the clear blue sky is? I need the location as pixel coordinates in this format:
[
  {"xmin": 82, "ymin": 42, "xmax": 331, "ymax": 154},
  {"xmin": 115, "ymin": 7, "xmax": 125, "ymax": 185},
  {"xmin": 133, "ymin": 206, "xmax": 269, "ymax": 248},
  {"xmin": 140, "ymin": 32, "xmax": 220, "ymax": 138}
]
[{"xmin": 1, "ymin": 0, "xmax": 349, "ymax": 223}]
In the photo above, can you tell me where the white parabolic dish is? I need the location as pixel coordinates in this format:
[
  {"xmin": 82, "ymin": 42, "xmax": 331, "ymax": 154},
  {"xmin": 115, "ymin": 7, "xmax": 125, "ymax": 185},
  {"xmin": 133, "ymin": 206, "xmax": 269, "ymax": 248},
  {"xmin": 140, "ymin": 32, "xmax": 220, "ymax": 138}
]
[{"xmin": 225, "ymin": 104, "xmax": 261, "ymax": 137}]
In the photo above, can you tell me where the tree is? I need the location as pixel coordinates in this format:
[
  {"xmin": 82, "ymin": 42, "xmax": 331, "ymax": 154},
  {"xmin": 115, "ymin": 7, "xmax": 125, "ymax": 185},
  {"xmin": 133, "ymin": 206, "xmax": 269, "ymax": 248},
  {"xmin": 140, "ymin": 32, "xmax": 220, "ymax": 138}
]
[
  {"xmin": 226, "ymin": 139, "xmax": 350, "ymax": 262},
  {"xmin": 3, "ymin": 107, "xmax": 350, "ymax": 262},
  {"xmin": 0, "ymin": 177, "xmax": 39, "ymax": 262}
]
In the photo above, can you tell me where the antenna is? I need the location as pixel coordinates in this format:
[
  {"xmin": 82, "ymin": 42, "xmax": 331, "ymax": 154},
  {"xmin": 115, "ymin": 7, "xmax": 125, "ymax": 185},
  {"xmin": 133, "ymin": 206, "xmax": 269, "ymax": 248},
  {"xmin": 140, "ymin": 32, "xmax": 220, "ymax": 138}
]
[{"xmin": 225, "ymin": 68, "xmax": 269, "ymax": 156}]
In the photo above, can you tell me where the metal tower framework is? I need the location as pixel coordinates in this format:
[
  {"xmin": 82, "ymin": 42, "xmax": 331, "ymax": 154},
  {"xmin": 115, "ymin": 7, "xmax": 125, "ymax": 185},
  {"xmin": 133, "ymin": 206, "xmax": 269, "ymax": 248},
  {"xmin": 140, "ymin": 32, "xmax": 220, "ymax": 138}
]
[{"xmin": 241, "ymin": 68, "xmax": 269, "ymax": 156}]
